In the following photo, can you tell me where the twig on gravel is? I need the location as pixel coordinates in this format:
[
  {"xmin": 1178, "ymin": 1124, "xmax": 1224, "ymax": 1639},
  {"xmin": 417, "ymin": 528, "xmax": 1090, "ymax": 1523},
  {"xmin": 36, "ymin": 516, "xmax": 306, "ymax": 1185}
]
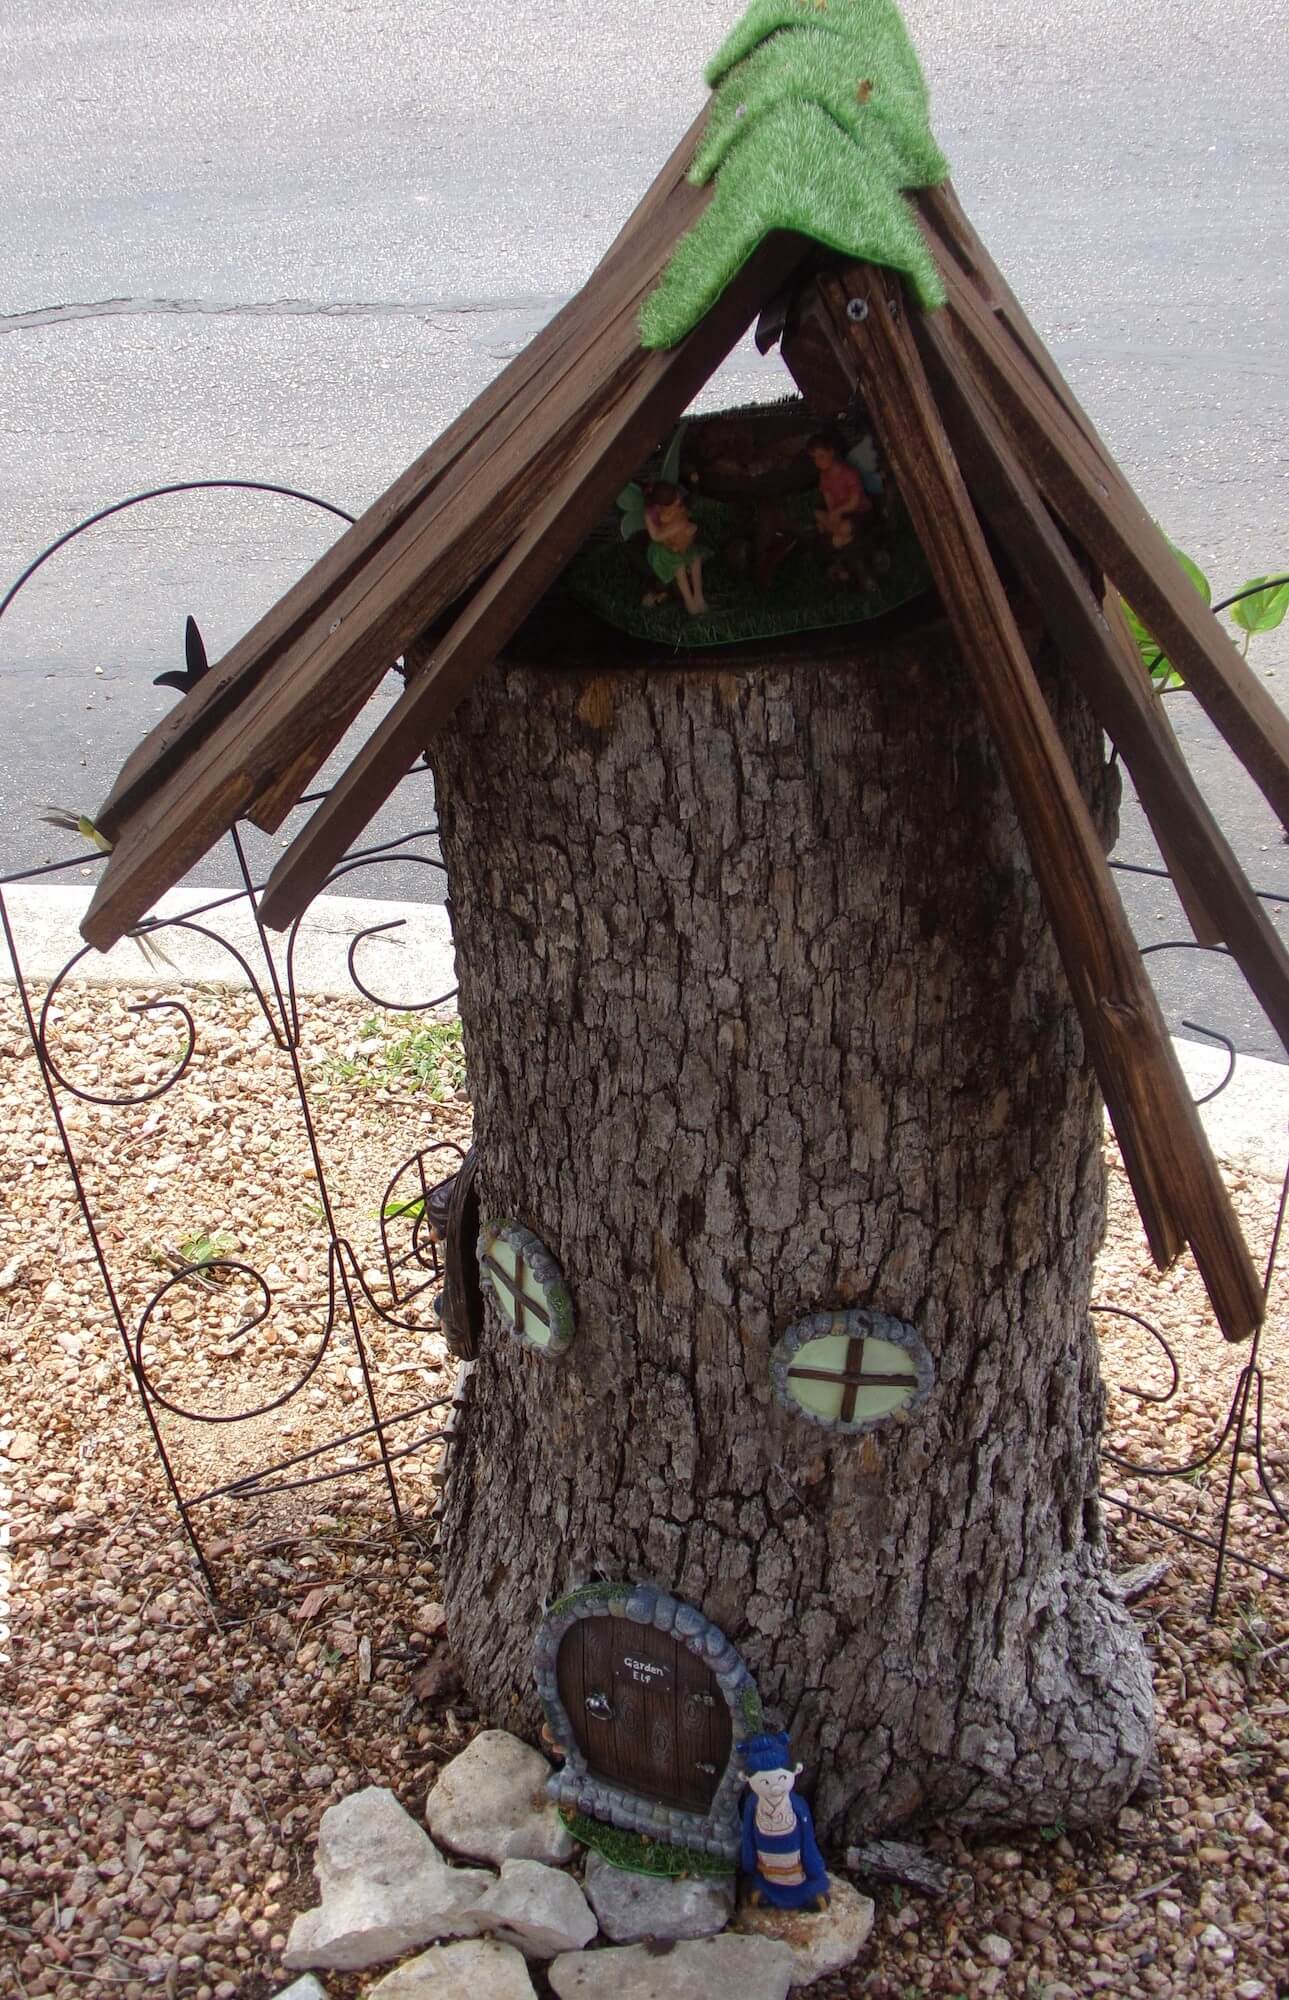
[
  {"xmin": 99, "ymin": 1501, "xmax": 146, "ymax": 1556},
  {"xmin": 1096, "ymin": 1871, "xmax": 1185, "ymax": 1929}
]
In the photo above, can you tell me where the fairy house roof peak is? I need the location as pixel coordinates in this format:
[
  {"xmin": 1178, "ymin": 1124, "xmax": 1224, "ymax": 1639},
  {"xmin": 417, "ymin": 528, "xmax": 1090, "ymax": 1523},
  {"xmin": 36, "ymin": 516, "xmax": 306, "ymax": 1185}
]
[{"xmin": 80, "ymin": 0, "xmax": 1289, "ymax": 1343}]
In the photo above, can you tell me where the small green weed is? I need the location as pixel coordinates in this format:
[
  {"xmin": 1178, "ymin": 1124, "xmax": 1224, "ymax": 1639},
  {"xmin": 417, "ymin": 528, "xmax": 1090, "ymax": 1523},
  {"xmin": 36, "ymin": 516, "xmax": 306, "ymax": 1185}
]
[
  {"xmin": 177, "ymin": 1229, "xmax": 237, "ymax": 1268},
  {"xmin": 322, "ymin": 1016, "xmax": 467, "ymax": 1102},
  {"xmin": 383, "ymin": 1194, "xmax": 427, "ymax": 1224}
]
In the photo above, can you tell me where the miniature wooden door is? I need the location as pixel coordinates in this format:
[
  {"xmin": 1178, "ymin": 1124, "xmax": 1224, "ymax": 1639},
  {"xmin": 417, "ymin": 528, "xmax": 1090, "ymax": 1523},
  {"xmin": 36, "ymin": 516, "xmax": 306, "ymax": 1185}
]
[{"xmin": 556, "ymin": 1616, "xmax": 732, "ymax": 1813}]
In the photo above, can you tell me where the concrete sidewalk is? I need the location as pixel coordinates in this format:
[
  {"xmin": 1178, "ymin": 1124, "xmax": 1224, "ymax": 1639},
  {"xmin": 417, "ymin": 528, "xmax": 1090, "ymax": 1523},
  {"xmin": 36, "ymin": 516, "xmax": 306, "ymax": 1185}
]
[
  {"xmin": 2, "ymin": 882, "xmax": 1286, "ymax": 1178},
  {"xmin": 0, "ymin": 881, "xmax": 457, "ymax": 1013}
]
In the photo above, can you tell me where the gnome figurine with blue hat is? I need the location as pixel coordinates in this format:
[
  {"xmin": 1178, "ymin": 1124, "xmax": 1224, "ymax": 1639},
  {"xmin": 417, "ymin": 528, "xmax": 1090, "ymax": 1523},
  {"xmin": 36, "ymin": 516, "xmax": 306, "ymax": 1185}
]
[{"xmin": 739, "ymin": 1731, "xmax": 830, "ymax": 1910}]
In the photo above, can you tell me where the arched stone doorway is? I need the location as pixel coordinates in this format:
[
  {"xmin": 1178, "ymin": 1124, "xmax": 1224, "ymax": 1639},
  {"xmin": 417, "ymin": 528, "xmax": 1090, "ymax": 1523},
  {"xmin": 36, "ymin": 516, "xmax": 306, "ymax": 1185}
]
[{"xmin": 533, "ymin": 1585, "xmax": 762, "ymax": 1860}]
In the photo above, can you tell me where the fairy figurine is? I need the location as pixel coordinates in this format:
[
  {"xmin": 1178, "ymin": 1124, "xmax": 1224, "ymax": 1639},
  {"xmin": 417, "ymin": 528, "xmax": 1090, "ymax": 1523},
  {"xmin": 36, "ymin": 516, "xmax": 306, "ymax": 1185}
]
[
  {"xmin": 808, "ymin": 433, "xmax": 871, "ymax": 553},
  {"xmin": 739, "ymin": 1731, "xmax": 830, "ymax": 1911},
  {"xmin": 641, "ymin": 480, "xmax": 710, "ymax": 615}
]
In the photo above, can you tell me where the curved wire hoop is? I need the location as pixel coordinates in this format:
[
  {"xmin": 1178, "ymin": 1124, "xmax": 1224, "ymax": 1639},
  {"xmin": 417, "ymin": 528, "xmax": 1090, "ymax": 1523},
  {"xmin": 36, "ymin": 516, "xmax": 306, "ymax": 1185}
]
[{"xmin": 0, "ymin": 480, "xmax": 467, "ymax": 1606}]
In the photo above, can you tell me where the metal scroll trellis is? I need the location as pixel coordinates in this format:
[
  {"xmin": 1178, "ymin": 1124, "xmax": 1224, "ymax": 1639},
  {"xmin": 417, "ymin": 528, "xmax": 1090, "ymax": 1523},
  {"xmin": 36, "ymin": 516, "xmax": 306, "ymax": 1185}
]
[
  {"xmin": 0, "ymin": 485, "xmax": 1286, "ymax": 1616},
  {"xmin": 0, "ymin": 480, "xmax": 472, "ymax": 1604},
  {"xmin": 1093, "ymin": 921, "xmax": 1289, "ymax": 1616}
]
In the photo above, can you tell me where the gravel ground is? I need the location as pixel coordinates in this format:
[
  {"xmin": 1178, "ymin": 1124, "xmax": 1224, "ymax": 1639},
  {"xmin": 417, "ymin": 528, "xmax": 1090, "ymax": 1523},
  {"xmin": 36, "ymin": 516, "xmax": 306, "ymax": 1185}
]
[{"xmin": 1, "ymin": 983, "xmax": 1286, "ymax": 2000}]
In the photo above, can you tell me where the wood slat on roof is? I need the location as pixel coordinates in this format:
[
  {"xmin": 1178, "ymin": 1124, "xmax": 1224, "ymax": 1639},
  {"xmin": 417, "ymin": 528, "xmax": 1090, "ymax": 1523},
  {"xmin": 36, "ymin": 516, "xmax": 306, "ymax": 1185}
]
[
  {"xmin": 89, "ymin": 108, "xmax": 717, "ymax": 857},
  {"xmin": 79, "ymin": 141, "xmax": 1289, "ymax": 1341},
  {"xmin": 795, "ymin": 260, "xmax": 1264, "ymax": 1340},
  {"xmin": 919, "ymin": 204, "xmax": 1289, "ymax": 827},
  {"xmin": 914, "ymin": 296, "xmax": 1289, "ymax": 1055}
]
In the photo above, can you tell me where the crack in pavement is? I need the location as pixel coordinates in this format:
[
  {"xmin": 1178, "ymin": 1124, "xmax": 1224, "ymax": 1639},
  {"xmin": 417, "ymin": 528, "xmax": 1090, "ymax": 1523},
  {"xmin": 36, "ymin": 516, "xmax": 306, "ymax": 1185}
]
[{"xmin": 0, "ymin": 293, "xmax": 567, "ymax": 332}]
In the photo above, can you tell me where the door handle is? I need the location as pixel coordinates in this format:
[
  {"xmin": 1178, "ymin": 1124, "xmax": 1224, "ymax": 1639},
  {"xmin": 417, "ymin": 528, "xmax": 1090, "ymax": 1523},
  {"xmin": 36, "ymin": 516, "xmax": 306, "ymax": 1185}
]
[{"xmin": 585, "ymin": 1691, "xmax": 615, "ymax": 1721}]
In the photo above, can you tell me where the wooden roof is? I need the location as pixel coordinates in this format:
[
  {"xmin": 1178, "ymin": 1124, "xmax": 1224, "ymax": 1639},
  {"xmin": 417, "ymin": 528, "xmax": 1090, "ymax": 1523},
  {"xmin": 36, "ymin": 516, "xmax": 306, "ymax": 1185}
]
[{"xmin": 79, "ymin": 123, "xmax": 1289, "ymax": 1345}]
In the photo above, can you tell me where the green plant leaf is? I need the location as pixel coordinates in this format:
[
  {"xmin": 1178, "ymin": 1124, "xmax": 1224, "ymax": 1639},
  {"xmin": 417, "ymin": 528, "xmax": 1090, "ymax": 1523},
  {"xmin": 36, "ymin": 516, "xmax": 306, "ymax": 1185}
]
[
  {"xmin": 1120, "ymin": 539, "xmax": 1208, "ymax": 691},
  {"xmin": 1169, "ymin": 541, "xmax": 1211, "ymax": 606},
  {"xmin": 1228, "ymin": 574, "xmax": 1289, "ymax": 637},
  {"xmin": 383, "ymin": 1195, "xmax": 426, "ymax": 1223},
  {"xmin": 658, "ymin": 422, "xmax": 688, "ymax": 487},
  {"xmin": 1119, "ymin": 597, "xmax": 1184, "ymax": 690},
  {"xmin": 617, "ymin": 482, "xmax": 647, "ymax": 540},
  {"xmin": 178, "ymin": 1229, "xmax": 236, "ymax": 1268}
]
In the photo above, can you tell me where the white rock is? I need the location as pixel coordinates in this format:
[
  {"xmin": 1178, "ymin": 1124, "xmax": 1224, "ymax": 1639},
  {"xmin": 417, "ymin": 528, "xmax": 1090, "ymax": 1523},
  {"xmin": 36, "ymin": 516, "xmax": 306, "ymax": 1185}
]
[
  {"xmin": 275, "ymin": 1981, "xmax": 330, "ymax": 2000},
  {"xmin": 981, "ymin": 1932, "xmax": 1013, "ymax": 1968},
  {"xmin": 469, "ymin": 1858, "xmax": 597, "ymax": 1958},
  {"xmin": 283, "ymin": 1786, "xmax": 494, "ymax": 1972},
  {"xmin": 733, "ymin": 1876, "xmax": 875, "ymax": 1987},
  {"xmin": 549, "ymin": 1934, "xmax": 795, "ymax": 2000},
  {"xmin": 1200, "ymin": 1924, "xmax": 1228, "ymax": 1949},
  {"xmin": 1235, "ymin": 1982, "xmax": 1267, "ymax": 1999},
  {"xmin": 3, "ymin": 1430, "xmax": 37, "ymax": 1462},
  {"xmin": 367, "ymin": 1938, "xmax": 537, "ymax": 1999},
  {"xmin": 583, "ymin": 1850, "xmax": 735, "ymax": 1942},
  {"xmin": 426, "ymin": 1730, "xmax": 575, "ymax": 1866}
]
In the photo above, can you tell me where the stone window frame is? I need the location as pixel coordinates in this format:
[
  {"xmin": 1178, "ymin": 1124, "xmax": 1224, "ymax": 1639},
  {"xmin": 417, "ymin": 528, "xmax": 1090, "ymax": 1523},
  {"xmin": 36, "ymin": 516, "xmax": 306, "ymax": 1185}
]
[
  {"xmin": 770, "ymin": 1307, "xmax": 935, "ymax": 1436},
  {"xmin": 532, "ymin": 1583, "xmax": 763, "ymax": 1862},
  {"xmin": 476, "ymin": 1218, "xmax": 576, "ymax": 1355}
]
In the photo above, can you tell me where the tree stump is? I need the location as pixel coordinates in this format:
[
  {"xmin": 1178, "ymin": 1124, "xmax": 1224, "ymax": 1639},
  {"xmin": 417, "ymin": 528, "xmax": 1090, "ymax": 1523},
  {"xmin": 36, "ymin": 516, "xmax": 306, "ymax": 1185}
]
[{"xmin": 428, "ymin": 613, "xmax": 1155, "ymax": 1840}]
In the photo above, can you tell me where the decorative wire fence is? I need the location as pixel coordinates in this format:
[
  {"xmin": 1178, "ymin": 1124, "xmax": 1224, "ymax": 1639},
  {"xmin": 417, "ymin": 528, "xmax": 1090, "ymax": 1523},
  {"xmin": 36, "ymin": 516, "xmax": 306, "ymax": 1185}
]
[
  {"xmin": 0, "ymin": 481, "xmax": 1285, "ymax": 1615},
  {"xmin": 1, "ymin": 481, "xmax": 470, "ymax": 1604}
]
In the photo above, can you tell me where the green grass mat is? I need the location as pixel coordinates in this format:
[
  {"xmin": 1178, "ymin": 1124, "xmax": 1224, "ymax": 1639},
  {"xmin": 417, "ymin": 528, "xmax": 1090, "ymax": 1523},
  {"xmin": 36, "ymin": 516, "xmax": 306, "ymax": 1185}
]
[
  {"xmin": 560, "ymin": 1809, "xmax": 736, "ymax": 1880},
  {"xmin": 641, "ymin": 0, "xmax": 948, "ymax": 350},
  {"xmin": 567, "ymin": 491, "xmax": 931, "ymax": 650}
]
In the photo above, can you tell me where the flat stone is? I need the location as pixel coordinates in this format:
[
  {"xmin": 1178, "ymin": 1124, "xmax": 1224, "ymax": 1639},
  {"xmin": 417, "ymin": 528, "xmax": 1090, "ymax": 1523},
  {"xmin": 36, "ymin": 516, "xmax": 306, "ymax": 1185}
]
[
  {"xmin": 548, "ymin": 1935, "xmax": 794, "ymax": 2000},
  {"xmin": 427, "ymin": 1730, "xmax": 575, "ymax": 1866},
  {"xmin": 584, "ymin": 1851, "xmax": 735, "ymax": 1942},
  {"xmin": 981, "ymin": 1931, "xmax": 1013, "ymax": 1968},
  {"xmin": 283, "ymin": 1786, "xmax": 494, "ymax": 1972},
  {"xmin": 733, "ymin": 1876, "xmax": 875, "ymax": 1988},
  {"xmin": 366, "ymin": 1938, "xmax": 537, "ymax": 1999},
  {"xmin": 469, "ymin": 1858, "xmax": 597, "ymax": 1958},
  {"xmin": 274, "ymin": 1981, "xmax": 330, "ymax": 2000}
]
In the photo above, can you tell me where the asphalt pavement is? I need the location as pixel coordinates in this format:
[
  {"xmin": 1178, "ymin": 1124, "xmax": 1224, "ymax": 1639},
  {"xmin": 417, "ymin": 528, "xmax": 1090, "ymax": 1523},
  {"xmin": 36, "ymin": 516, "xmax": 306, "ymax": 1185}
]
[{"xmin": 1, "ymin": 0, "xmax": 1287, "ymax": 1053}]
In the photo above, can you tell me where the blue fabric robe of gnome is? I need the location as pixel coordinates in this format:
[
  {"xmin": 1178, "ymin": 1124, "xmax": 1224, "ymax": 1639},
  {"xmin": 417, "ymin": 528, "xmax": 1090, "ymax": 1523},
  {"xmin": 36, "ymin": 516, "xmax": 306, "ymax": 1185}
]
[{"xmin": 739, "ymin": 1731, "xmax": 830, "ymax": 1910}]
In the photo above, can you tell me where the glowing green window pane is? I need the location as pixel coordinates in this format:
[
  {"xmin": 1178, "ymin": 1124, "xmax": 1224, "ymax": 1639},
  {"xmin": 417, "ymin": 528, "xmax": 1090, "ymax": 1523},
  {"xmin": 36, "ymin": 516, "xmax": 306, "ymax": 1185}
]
[
  {"xmin": 785, "ymin": 1334, "xmax": 852, "ymax": 1420},
  {"xmin": 773, "ymin": 1308, "xmax": 932, "ymax": 1435},
  {"xmin": 478, "ymin": 1220, "xmax": 576, "ymax": 1357}
]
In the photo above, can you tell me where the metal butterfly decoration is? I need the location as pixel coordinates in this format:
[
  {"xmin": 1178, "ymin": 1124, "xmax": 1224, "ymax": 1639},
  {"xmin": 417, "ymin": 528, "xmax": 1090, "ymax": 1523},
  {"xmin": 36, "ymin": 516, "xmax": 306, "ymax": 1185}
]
[{"xmin": 154, "ymin": 614, "xmax": 210, "ymax": 695}]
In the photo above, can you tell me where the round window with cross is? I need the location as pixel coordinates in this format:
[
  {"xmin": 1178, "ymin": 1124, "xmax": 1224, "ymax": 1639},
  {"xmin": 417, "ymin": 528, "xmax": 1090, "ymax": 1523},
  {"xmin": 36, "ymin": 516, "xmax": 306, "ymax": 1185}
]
[
  {"xmin": 477, "ymin": 1219, "xmax": 576, "ymax": 1356},
  {"xmin": 770, "ymin": 1308, "xmax": 933, "ymax": 1434}
]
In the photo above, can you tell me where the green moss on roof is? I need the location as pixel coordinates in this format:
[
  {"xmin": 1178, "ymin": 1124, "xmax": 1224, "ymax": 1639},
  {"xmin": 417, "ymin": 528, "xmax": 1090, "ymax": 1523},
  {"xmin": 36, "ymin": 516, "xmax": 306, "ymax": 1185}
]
[
  {"xmin": 692, "ymin": 23, "xmax": 945, "ymax": 186},
  {"xmin": 640, "ymin": 0, "xmax": 948, "ymax": 351}
]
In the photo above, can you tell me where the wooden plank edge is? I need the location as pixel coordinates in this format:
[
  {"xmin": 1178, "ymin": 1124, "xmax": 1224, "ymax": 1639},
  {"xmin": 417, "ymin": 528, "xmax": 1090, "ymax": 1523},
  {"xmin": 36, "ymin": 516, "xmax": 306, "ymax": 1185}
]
[
  {"xmin": 97, "ymin": 198, "xmax": 691, "ymax": 883},
  {"xmin": 937, "ymin": 258, "xmax": 1289, "ymax": 832},
  {"xmin": 915, "ymin": 305, "xmax": 1289, "ymax": 1050},
  {"xmin": 256, "ymin": 233, "xmax": 812, "ymax": 933},
  {"xmin": 95, "ymin": 109, "xmax": 714, "ymax": 841},
  {"xmin": 813, "ymin": 262, "xmax": 1262, "ymax": 1339},
  {"xmin": 916, "ymin": 182, "xmax": 1115, "ymax": 476},
  {"xmin": 81, "ymin": 242, "xmax": 685, "ymax": 946}
]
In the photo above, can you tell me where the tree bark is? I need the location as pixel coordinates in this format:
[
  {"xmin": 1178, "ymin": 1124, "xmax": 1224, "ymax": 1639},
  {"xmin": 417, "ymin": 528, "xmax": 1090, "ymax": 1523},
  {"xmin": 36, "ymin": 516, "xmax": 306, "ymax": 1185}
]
[{"xmin": 429, "ymin": 613, "xmax": 1155, "ymax": 1842}]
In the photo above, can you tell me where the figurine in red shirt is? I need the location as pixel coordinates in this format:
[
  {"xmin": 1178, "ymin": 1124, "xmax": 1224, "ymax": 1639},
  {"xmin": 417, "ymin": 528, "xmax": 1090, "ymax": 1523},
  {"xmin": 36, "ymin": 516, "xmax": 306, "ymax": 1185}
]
[{"xmin": 809, "ymin": 434, "xmax": 872, "ymax": 552}]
